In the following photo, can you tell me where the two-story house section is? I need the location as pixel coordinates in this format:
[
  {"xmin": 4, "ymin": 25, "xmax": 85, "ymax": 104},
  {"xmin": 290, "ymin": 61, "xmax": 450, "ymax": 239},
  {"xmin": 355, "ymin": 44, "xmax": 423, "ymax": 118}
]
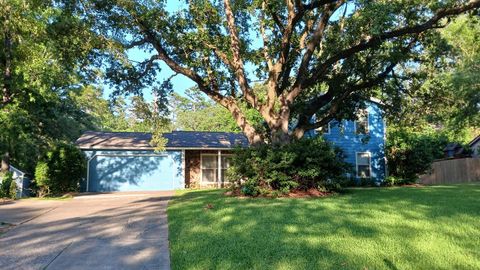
[{"xmin": 308, "ymin": 99, "xmax": 387, "ymax": 183}]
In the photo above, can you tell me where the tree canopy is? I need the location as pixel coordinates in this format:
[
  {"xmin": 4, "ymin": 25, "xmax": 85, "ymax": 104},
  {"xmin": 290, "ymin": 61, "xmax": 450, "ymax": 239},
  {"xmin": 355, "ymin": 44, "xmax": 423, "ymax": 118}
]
[
  {"xmin": 76, "ymin": 0, "xmax": 480, "ymax": 144},
  {"xmin": 0, "ymin": 0, "xmax": 102, "ymax": 172}
]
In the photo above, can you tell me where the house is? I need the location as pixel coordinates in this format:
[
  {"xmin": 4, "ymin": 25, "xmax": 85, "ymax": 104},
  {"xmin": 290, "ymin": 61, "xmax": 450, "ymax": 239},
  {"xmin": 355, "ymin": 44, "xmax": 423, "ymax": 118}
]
[
  {"xmin": 76, "ymin": 102, "xmax": 386, "ymax": 192},
  {"xmin": 443, "ymin": 135, "xmax": 480, "ymax": 158},
  {"xmin": 306, "ymin": 100, "xmax": 386, "ymax": 183},
  {"xmin": 76, "ymin": 131, "xmax": 248, "ymax": 192},
  {"xmin": 0, "ymin": 165, "xmax": 30, "ymax": 198},
  {"xmin": 469, "ymin": 135, "xmax": 480, "ymax": 158},
  {"xmin": 443, "ymin": 143, "xmax": 465, "ymax": 158}
]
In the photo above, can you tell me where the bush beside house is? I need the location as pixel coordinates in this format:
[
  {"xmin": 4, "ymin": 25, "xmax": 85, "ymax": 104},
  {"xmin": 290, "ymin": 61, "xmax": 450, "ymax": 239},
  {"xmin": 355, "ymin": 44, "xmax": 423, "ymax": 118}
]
[
  {"xmin": 227, "ymin": 137, "xmax": 351, "ymax": 196},
  {"xmin": 34, "ymin": 143, "xmax": 86, "ymax": 197}
]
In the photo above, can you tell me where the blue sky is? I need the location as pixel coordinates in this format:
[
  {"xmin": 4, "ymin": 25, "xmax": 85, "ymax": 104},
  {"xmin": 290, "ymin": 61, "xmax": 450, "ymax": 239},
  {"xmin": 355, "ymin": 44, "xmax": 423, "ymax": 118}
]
[{"xmin": 103, "ymin": 1, "xmax": 194, "ymax": 101}]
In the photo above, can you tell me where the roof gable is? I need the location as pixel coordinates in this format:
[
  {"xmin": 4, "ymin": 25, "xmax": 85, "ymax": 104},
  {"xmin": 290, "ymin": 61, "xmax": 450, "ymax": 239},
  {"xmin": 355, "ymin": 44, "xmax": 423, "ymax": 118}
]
[{"xmin": 469, "ymin": 134, "xmax": 480, "ymax": 147}]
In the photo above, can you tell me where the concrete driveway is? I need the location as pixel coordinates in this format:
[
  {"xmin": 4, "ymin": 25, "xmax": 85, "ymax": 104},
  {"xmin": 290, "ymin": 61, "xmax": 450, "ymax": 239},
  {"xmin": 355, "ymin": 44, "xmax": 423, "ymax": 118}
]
[{"xmin": 0, "ymin": 191, "xmax": 173, "ymax": 270}]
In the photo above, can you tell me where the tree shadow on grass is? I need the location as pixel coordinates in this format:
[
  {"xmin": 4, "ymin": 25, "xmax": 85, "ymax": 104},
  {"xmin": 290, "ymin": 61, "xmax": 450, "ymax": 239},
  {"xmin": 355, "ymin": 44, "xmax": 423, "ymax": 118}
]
[{"xmin": 168, "ymin": 185, "xmax": 480, "ymax": 270}]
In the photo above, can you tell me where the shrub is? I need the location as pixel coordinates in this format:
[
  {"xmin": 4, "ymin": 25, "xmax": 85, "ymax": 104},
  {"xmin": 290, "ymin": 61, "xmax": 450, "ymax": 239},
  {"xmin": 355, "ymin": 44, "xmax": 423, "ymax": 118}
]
[
  {"xmin": 386, "ymin": 127, "xmax": 449, "ymax": 183},
  {"xmin": 227, "ymin": 137, "xmax": 351, "ymax": 196},
  {"xmin": 0, "ymin": 172, "xmax": 14, "ymax": 199},
  {"xmin": 9, "ymin": 180, "xmax": 17, "ymax": 199},
  {"xmin": 34, "ymin": 143, "xmax": 86, "ymax": 196},
  {"xmin": 34, "ymin": 161, "xmax": 50, "ymax": 197}
]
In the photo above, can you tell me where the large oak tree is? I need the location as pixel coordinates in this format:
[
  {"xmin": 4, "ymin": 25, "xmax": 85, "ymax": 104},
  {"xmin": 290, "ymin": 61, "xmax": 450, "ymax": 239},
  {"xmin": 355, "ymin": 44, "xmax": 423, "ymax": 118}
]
[{"xmin": 83, "ymin": 0, "xmax": 480, "ymax": 145}]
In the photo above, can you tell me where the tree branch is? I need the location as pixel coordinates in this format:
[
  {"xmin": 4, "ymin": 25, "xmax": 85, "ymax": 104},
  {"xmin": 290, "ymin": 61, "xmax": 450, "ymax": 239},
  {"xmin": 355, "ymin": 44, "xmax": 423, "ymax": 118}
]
[
  {"xmin": 306, "ymin": 0, "xmax": 480, "ymax": 89},
  {"xmin": 303, "ymin": 0, "xmax": 343, "ymax": 10},
  {"xmin": 124, "ymin": 38, "xmax": 148, "ymax": 49},
  {"xmin": 223, "ymin": 0, "xmax": 258, "ymax": 109},
  {"xmin": 260, "ymin": 1, "xmax": 274, "ymax": 73},
  {"xmin": 285, "ymin": 2, "xmax": 343, "ymax": 103}
]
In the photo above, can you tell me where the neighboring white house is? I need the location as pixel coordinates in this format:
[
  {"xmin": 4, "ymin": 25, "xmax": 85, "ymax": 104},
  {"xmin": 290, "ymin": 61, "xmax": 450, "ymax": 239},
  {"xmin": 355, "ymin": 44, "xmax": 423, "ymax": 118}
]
[{"xmin": 0, "ymin": 165, "xmax": 29, "ymax": 198}]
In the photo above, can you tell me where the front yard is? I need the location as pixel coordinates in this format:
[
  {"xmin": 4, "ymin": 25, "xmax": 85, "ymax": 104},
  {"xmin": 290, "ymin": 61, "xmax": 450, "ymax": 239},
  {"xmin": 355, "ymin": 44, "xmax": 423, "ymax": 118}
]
[{"xmin": 168, "ymin": 184, "xmax": 480, "ymax": 270}]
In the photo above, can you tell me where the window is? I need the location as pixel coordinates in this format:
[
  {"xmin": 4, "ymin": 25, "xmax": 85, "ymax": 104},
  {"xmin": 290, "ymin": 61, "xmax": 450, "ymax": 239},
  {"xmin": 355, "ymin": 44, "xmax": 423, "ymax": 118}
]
[
  {"xmin": 315, "ymin": 122, "xmax": 330, "ymax": 134},
  {"xmin": 356, "ymin": 152, "xmax": 371, "ymax": 178},
  {"xmin": 221, "ymin": 155, "xmax": 232, "ymax": 182},
  {"xmin": 201, "ymin": 153, "xmax": 232, "ymax": 183},
  {"xmin": 201, "ymin": 155, "xmax": 218, "ymax": 183},
  {"xmin": 355, "ymin": 110, "xmax": 369, "ymax": 134}
]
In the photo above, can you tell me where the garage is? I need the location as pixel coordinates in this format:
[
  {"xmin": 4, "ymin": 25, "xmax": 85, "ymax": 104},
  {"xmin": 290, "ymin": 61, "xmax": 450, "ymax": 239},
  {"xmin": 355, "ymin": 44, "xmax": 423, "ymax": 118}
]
[
  {"xmin": 86, "ymin": 152, "xmax": 182, "ymax": 192},
  {"xmin": 76, "ymin": 130, "xmax": 249, "ymax": 192}
]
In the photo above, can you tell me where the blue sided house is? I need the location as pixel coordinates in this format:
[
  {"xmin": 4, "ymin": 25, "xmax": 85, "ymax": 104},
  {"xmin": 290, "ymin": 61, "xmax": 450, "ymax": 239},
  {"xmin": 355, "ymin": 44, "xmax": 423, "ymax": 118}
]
[
  {"xmin": 305, "ymin": 99, "xmax": 387, "ymax": 184},
  {"xmin": 76, "ymin": 100, "xmax": 386, "ymax": 192}
]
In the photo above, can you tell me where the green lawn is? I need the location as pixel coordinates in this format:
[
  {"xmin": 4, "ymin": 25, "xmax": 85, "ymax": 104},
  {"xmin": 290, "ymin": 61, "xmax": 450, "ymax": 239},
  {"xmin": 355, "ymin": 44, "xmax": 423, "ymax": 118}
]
[{"xmin": 168, "ymin": 184, "xmax": 480, "ymax": 270}]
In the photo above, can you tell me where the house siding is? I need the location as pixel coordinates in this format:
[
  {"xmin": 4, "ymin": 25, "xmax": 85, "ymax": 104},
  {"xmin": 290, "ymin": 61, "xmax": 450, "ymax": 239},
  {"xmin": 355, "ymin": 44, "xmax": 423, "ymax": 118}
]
[
  {"xmin": 307, "ymin": 102, "xmax": 387, "ymax": 182},
  {"xmin": 82, "ymin": 149, "xmax": 184, "ymax": 192}
]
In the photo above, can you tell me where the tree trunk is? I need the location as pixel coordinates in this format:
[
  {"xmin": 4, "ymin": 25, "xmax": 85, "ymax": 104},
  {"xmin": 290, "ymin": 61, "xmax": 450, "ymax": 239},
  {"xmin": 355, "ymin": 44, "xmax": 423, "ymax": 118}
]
[
  {"xmin": 270, "ymin": 129, "xmax": 292, "ymax": 145},
  {"xmin": 243, "ymin": 125, "xmax": 264, "ymax": 146},
  {"xmin": 1, "ymin": 152, "xmax": 10, "ymax": 173}
]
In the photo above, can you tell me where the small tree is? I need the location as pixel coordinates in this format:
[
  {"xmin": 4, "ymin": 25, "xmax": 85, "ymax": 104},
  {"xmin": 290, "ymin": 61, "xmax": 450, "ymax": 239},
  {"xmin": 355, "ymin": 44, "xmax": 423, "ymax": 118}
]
[
  {"xmin": 9, "ymin": 180, "xmax": 17, "ymax": 199},
  {"xmin": 386, "ymin": 127, "xmax": 450, "ymax": 183},
  {"xmin": 34, "ymin": 143, "xmax": 86, "ymax": 196},
  {"xmin": 34, "ymin": 161, "xmax": 50, "ymax": 197},
  {"xmin": 0, "ymin": 172, "xmax": 14, "ymax": 199}
]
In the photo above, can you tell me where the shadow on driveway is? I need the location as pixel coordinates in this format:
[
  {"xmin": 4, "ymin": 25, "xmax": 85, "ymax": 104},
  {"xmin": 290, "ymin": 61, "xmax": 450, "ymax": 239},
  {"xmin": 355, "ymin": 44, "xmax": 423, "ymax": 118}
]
[{"xmin": 0, "ymin": 191, "xmax": 173, "ymax": 270}]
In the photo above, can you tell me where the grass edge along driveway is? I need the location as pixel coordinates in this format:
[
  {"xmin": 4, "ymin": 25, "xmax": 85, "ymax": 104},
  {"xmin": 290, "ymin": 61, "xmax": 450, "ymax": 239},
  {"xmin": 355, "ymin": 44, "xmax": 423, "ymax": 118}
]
[{"xmin": 168, "ymin": 184, "xmax": 480, "ymax": 270}]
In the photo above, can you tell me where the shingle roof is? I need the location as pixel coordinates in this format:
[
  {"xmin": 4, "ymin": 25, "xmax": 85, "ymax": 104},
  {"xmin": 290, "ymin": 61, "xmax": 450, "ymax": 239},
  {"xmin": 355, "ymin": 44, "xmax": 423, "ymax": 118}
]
[
  {"xmin": 469, "ymin": 134, "xmax": 480, "ymax": 147},
  {"xmin": 75, "ymin": 131, "xmax": 249, "ymax": 150}
]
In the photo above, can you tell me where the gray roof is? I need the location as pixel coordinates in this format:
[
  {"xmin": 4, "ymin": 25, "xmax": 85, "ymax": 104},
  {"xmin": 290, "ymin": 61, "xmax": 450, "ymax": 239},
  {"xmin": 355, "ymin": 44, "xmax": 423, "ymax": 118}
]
[
  {"xmin": 469, "ymin": 134, "xmax": 480, "ymax": 147},
  {"xmin": 75, "ymin": 131, "xmax": 249, "ymax": 150}
]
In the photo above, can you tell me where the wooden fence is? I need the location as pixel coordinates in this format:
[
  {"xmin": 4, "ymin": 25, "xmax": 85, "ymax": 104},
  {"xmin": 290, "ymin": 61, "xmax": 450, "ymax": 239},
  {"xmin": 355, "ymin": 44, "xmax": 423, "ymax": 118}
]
[{"xmin": 419, "ymin": 158, "xmax": 480, "ymax": 185}]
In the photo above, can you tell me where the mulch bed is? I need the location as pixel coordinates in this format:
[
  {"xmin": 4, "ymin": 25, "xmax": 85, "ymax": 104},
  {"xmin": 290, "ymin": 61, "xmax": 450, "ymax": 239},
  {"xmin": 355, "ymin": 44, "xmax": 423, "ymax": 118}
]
[
  {"xmin": 398, "ymin": 183, "xmax": 424, "ymax": 187},
  {"xmin": 286, "ymin": 188, "xmax": 333, "ymax": 198},
  {"xmin": 224, "ymin": 188, "xmax": 334, "ymax": 198}
]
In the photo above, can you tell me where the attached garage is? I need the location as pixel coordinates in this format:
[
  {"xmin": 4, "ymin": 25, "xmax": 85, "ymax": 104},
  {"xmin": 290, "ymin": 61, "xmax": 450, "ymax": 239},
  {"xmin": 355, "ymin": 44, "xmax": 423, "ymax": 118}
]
[
  {"xmin": 86, "ymin": 151, "xmax": 183, "ymax": 192},
  {"xmin": 76, "ymin": 131, "xmax": 248, "ymax": 192}
]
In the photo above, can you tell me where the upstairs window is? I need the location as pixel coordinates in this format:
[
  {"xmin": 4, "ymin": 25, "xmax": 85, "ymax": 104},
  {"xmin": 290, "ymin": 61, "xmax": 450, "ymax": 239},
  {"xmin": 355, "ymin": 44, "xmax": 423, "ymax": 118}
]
[
  {"xmin": 356, "ymin": 110, "xmax": 369, "ymax": 134},
  {"xmin": 356, "ymin": 152, "xmax": 371, "ymax": 178}
]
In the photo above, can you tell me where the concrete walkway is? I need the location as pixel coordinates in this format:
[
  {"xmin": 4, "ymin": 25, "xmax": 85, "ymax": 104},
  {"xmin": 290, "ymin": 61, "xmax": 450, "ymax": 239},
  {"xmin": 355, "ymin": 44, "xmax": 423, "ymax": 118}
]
[{"xmin": 0, "ymin": 191, "xmax": 173, "ymax": 270}]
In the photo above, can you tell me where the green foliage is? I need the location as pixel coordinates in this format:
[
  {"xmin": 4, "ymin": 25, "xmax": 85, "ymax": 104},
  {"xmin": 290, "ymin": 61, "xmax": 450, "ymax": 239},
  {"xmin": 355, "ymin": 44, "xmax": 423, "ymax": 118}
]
[
  {"xmin": 0, "ymin": 1, "xmax": 103, "ymax": 174},
  {"xmin": 441, "ymin": 16, "xmax": 480, "ymax": 128},
  {"xmin": 0, "ymin": 172, "xmax": 14, "ymax": 199},
  {"xmin": 386, "ymin": 126, "xmax": 450, "ymax": 183},
  {"xmin": 34, "ymin": 143, "xmax": 86, "ymax": 196},
  {"xmin": 9, "ymin": 180, "xmax": 17, "ymax": 199},
  {"xmin": 387, "ymin": 16, "xmax": 479, "ymax": 134},
  {"xmin": 34, "ymin": 161, "xmax": 50, "ymax": 196},
  {"xmin": 170, "ymin": 89, "xmax": 240, "ymax": 133},
  {"xmin": 227, "ymin": 137, "xmax": 351, "ymax": 196},
  {"xmin": 78, "ymin": 0, "xmax": 479, "ymax": 144}
]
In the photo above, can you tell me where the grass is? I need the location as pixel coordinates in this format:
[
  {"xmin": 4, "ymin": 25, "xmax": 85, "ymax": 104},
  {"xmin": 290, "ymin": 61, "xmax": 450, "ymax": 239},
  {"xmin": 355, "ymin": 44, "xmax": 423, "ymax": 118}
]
[{"xmin": 168, "ymin": 184, "xmax": 480, "ymax": 270}]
